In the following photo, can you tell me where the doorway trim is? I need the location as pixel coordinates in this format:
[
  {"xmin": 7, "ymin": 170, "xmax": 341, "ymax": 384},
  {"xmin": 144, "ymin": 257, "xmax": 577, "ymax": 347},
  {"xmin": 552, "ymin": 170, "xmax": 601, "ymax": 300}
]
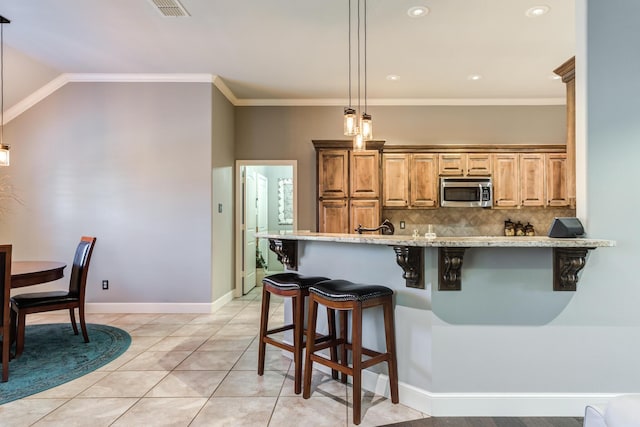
[{"xmin": 234, "ymin": 160, "xmax": 298, "ymax": 298}]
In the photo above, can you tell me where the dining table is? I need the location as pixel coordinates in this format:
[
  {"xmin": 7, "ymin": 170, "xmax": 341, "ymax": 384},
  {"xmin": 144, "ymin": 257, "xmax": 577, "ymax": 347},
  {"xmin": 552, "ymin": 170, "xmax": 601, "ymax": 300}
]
[{"xmin": 10, "ymin": 261, "xmax": 67, "ymax": 288}]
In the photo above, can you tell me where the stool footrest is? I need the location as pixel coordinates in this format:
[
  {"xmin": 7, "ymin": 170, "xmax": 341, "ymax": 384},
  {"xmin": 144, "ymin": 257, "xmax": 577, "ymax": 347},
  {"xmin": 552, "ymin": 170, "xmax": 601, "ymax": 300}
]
[
  {"xmin": 361, "ymin": 352, "xmax": 390, "ymax": 370},
  {"xmin": 263, "ymin": 337, "xmax": 294, "ymax": 353},
  {"xmin": 266, "ymin": 324, "xmax": 294, "ymax": 335},
  {"xmin": 310, "ymin": 354, "xmax": 352, "ymax": 376},
  {"xmin": 310, "ymin": 339, "xmax": 345, "ymax": 353}
]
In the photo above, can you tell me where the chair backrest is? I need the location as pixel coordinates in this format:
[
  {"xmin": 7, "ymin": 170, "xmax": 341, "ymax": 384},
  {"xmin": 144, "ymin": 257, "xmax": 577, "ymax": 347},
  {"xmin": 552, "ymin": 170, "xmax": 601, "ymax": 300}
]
[
  {"xmin": 0, "ymin": 244, "xmax": 11, "ymax": 329},
  {"xmin": 68, "ymin": 237, "xmax": 96, "ymax": 298}
]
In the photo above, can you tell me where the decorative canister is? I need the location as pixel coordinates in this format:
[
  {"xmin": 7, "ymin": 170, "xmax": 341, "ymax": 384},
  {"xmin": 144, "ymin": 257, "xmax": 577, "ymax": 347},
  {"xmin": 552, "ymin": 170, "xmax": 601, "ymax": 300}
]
[
  {"xmin": 504, "ymin": 219, "xmax": 515, "ymax": 236},
  {"xmin": 515, "ymin": 221, "xmax": 525, "ymax": 236},
  {"xmin": 525, "ymin": 222, "xmax": 535, "ymax": 236}
]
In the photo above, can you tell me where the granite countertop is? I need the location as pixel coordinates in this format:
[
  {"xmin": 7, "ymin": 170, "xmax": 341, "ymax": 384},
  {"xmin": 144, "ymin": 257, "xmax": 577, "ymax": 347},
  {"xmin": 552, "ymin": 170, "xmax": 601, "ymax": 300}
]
[{"xmin": 257, "ymin": 231, "xmax": 616, "ymax": 248}]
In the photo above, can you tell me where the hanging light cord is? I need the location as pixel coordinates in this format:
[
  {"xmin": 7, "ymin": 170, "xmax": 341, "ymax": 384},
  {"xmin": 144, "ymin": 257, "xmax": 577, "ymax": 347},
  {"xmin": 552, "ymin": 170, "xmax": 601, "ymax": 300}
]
[
  {"xmin": 357, "ymin": 0, "xmax": 361, "ymax": 120},
  {"xmin": 363, "ymin": 0, "xmax": 367, "ymax": 115},
  {"xmin": 348, "ymin": 0, "xmax": 352, "ymax": 109},
  {"xmin": 1, "ymin": 21, "xmax": 4, "ymax": 145}
]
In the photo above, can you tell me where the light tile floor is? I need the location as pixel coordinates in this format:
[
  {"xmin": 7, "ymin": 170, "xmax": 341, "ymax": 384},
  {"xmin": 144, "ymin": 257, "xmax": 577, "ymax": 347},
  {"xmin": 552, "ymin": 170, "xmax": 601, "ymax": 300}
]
[{"xmin": 0, "ymin": 287, "xmax": 427, "ymax": 426}]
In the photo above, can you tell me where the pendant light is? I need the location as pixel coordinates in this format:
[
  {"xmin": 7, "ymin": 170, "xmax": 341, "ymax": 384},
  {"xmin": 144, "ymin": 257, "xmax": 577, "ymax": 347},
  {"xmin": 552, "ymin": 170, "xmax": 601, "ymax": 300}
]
[
  {"xmin": 0, "ymin": 15, "xmax": 10, "ymax": 167},
  {"xmin": 343, "ymin": 0, "xmax": 372, "ymax": 151}
]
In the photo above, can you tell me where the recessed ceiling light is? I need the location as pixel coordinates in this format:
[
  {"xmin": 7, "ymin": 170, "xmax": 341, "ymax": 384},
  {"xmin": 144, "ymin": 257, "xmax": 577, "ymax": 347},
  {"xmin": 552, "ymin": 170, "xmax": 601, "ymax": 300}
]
[
  {"xmin": 467, "ymin": 74, "xmax": 482, "ymax": 81},
  {"xmin": 525, "ymin": 5, "xmax": 550, "ymax": 17},
  {"xmin": 386, "ymin": 75, "xmax": 400, "ymax": 81},
  {"xmin": 407, "ymin": 6, "xmax": 429, "ymax": 18}
]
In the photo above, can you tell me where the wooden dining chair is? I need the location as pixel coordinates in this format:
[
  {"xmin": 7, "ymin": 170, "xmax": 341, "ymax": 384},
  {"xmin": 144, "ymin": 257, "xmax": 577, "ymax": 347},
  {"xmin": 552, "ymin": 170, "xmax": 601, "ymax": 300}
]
[
  {"xmin": 10, "ymin": 236, "xmax": 96, "ymax": 358},
  {"xmin": 0, "ymin": 244, "xmax": 12, "ymax": 382}
]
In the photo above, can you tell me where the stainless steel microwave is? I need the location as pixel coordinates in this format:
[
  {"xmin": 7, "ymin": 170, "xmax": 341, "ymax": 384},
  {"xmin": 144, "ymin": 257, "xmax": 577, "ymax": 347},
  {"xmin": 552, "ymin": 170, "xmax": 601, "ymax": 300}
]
[{"xmin": 440, "ymin": 177, "xmax": 492, "ymax": 207}]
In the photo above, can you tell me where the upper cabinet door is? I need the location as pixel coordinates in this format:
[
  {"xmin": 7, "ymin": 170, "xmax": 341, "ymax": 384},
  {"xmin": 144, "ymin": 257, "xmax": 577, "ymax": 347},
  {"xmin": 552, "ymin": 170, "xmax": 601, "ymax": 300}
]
[
  {"xmin": 350, "ymin": 150, "xmax": 380, "ymax": 199},
  {"xmin": 382, "ymin": 154, "xmax": 409, "ymax": 207},
  {"xmin": 520, "ymin": 153, "xmax": 545, "ymax": 207},
  {"xmin": 410, "ymin": 154, "xmax": 438, "ymax": 207},
  {"xmin": 546, "ymin": 153, "xmax": 569, "ymax": 207},
  {"xmin": 467, "ymin": 154, "xmax": 492, "ymax": 176},
  {"xmin": 438, "ymin": 153, "xmax": 466, "ymax": 176},
  {"xmin": 493, "ymin": 154, "xmax": 519, "ymax": 208},
  {"xmin": 318, "ymin": 150, "xmax": 349, "ymax": 199}
]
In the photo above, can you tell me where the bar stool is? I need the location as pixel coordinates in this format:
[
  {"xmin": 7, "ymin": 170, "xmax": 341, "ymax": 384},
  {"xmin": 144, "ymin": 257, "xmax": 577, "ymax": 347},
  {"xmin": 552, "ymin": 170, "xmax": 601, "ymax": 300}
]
[
  {"xmin": 302, "ymin": 279, "xmax": 399, "ymax": 425},
  {"xmin": 258, "ymin": 272, "xmax": 336, "ymax": 394}
]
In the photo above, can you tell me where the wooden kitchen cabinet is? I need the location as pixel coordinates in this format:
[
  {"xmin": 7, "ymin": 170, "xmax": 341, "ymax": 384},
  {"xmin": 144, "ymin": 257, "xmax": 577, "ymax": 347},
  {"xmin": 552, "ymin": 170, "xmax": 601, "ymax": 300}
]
[
  {"xmin": 351, "ymin": 150, "xmax": 379, "ymax": 198},
  {"xmin": 438, "ymin": 153, "xmax": 465, "ymax": 176},
  {"xmin": 382, "ymin": 154, "xmax": 409, "ymax": 207},
  {"xmin": 438, "ymin": 153, "xmax": 491, "ymax": 176},
  {"xmin": 546, "ymin": 153, "xmax": 569, "ymax": 206},
  {"xmin": 318, "ymin": 150, "xmax": 348, "ymax": 199},
  {"xmin": 493, "ymin": 152, "xmax": 562, "ymax": 208},
  {"xmin": 519, "ymin": 153, "xmax": 545, "ymax": 207},
  {"xmin": 350, "ymin": 199, "xmax": 380, "ymax": 232},
  {"xmin": 318, "ymin": 199, "xmax": 349, "ymax": 234},
  {"xmin": 492, "ymin": 154, "xmax": 519, "ymax": 208},
  {"xmin": 382, "ymin": 153, "xmax": 438, "ymax": 208},
  {"xmin": 467, "ymin": 154, "xmax": 492, "ymax": 176},
  {"xmin": 314, "ymin": 140, "xmax": 384, "ymax": 233},
  {"xmin": 410, "ymin": 154, "xmax": 439, "ymax": 207}
]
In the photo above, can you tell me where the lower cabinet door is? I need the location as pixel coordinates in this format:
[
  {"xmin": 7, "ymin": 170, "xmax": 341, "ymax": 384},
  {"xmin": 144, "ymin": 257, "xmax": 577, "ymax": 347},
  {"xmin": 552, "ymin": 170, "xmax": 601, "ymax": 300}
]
[
  {"xmin": 350, "ymin": 199, "xmax": 380, "ymax": 233},
  {"xmin": 318, "ymin": 199, "xmax": 349, "ymax": 233}
]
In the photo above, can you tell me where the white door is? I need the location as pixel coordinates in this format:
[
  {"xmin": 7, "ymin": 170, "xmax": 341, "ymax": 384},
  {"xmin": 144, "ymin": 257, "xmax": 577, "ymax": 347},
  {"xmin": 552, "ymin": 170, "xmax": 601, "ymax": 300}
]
[
  {"xmin": 243, "ymin": 169, "xmax": 257, "ymax": 294},
  {"xmin": 257, "ymin": 173, "xmax": 269, "ymax": 272}
]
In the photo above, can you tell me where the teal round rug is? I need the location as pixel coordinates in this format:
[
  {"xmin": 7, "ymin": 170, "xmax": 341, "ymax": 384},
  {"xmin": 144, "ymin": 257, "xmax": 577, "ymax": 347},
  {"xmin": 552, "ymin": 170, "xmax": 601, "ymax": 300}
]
[{"xmin": 0, "ymin": 323, "xmax": 131, "ymax": 405}]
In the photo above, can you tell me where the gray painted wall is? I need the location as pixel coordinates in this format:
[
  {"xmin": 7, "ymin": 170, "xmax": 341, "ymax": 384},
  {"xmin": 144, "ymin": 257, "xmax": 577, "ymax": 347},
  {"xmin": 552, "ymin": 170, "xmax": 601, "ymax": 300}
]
[
  {"xmin": 0, "ymin": 82, "xmax": 217, "ymax": 304},
  {"xmin": 235, "ymin": 105, "xmax": 566, "ymax": 231}
]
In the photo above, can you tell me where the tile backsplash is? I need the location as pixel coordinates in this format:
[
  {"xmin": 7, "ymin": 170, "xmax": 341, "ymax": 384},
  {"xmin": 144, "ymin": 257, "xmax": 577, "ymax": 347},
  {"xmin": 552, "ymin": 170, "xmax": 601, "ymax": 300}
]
[{"xmin": 383, "ymin": 207, "xmax": 576, "ymax": 237}]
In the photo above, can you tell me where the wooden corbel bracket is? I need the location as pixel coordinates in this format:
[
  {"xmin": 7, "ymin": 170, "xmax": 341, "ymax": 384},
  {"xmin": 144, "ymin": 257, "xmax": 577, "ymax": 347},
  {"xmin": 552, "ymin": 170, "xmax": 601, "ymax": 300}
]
[
  {"xmin": 268, "ymin": 238, "xmax": 298, "ymax": 271},
  {"xmin": 392, "ymin": 246, "xmax": 425, "ymax": 289},
  {"xmin": 438, "ymin": 247, "xmax": 467, "ymax": 291}
]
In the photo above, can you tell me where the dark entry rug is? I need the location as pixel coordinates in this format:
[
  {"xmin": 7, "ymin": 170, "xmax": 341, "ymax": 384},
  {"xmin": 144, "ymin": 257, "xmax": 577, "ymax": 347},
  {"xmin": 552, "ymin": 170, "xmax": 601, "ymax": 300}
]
[{"xmin": 0, "ymin": 323, "xmax": 131, "ymax": 405}]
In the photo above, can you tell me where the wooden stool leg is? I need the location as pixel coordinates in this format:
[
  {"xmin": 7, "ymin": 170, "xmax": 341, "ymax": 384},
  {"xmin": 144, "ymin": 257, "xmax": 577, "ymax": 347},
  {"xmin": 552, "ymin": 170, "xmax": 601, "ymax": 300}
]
[
  {"xmin": 383, "ymin": 297, "xmax": 399, "ymax": 403},
  {"xmin": 302, "ymin": 295, "xmax": 319, "ymax": 399},
  {"xmin": 293, "ymin": 293, "xmax": 304, "ymax": 394},
  {"xmin": 339, "ymin": 309, "xmax": 348, "ymax": 383},
  {"xmin": 257, "ymin": 286, "xmax": 270, "ymax": 376},
  {"xmin": 327, "ymin": 307, "xmax": 339, "ymax": 380},
  {"xmin": 351, "ymin": 303, "xmax": 363, "ymax": 425}
]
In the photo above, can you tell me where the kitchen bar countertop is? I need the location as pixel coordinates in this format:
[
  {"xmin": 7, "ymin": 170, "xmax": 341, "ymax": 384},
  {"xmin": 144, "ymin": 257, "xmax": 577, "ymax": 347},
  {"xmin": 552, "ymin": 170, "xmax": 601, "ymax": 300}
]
[{"xmin": 257, "ymin": 230, "xmax": 615, "ymax": 248}]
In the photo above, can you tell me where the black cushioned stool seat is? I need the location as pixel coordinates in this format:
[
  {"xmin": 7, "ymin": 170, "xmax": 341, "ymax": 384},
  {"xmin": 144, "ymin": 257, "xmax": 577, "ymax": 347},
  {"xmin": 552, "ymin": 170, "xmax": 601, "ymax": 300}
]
[
  {"xmin": 258, "ymin": 272, "xmax": 337, "ymax": 395},
  {"xmin": 302, "ymin": 279, "xmax": 399, "ymax": 425}
]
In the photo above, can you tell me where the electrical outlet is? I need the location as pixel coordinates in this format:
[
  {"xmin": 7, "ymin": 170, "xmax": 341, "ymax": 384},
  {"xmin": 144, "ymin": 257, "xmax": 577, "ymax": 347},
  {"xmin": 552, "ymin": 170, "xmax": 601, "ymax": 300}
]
[
  {"xmin": 400, "ymin": 221, "xmax": 405, "ymax": 229},
  {"xmin": 102, "ymin": 280, "xmax": 109, "ymax": 290}
]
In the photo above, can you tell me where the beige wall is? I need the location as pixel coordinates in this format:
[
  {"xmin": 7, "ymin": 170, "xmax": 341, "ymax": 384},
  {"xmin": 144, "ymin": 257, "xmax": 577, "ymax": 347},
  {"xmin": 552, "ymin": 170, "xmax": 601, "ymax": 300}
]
[
  {"xmin": 0, "ymin": 82, "xmax": 216, "ymax": 305},
  {"xmin": 235, "ymin": 105, "xmax": 566, "ymax": 230}
]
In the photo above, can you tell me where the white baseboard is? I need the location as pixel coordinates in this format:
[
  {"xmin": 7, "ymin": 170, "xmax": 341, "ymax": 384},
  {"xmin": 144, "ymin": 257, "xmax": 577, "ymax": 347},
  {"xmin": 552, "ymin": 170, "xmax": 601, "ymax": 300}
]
[
  {"xmin": 85, "ymin": 290, "xmax": 234, "ymax": 314},
  {"xmin": 361, "ymin": 369, "xmax": 615, "ymax": 417}
]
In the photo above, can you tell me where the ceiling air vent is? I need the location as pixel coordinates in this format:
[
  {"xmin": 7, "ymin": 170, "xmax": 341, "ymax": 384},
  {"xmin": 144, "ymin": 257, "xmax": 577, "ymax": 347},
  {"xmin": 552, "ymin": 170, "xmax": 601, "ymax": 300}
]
[{"xmin": 149, "ymin": 0, "xmax": 190, "ymax": 17}]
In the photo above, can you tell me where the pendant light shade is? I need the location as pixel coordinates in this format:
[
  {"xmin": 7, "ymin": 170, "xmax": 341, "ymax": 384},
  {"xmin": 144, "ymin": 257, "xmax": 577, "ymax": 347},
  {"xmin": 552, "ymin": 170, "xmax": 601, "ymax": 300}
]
[
  {"xmin": 344, "ymin": 107, "xmax": 357, "ymax": 136},
  {"xmin": 0, "ymin": 145, "xmax": 9, "ymax": 167},
  {"xmin": 360, "ymin": 113, "xmax": 372, "ymax": 141},
  {"xmin": 0, "ymin": 15, "xmax": 9, "ymax": 167},
  {"xmin": 353, "ymin": 133, "xmax": 365, "ymax": 152}
]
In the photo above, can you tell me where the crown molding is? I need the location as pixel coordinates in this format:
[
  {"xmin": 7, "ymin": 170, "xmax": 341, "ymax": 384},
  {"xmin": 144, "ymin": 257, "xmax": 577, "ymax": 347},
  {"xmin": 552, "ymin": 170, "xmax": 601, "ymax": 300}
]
[
  {"xmin": 235, "ymin": 97, "xmax": 565, "ymax": 107},
  {"xmin": 3, "ymin": 73, "xmax": 236, "ymax": 123},
  {"xmin": 3, "ymin": 72, "xmax": 564, "ymax": 123}
]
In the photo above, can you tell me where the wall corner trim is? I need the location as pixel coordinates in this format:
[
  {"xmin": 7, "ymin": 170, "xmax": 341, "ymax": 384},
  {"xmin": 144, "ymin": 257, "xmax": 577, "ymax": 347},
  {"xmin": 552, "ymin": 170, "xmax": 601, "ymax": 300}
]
[{"xmin": 4, "ymin": 73, "xmax": 240, "ymax": 124}]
